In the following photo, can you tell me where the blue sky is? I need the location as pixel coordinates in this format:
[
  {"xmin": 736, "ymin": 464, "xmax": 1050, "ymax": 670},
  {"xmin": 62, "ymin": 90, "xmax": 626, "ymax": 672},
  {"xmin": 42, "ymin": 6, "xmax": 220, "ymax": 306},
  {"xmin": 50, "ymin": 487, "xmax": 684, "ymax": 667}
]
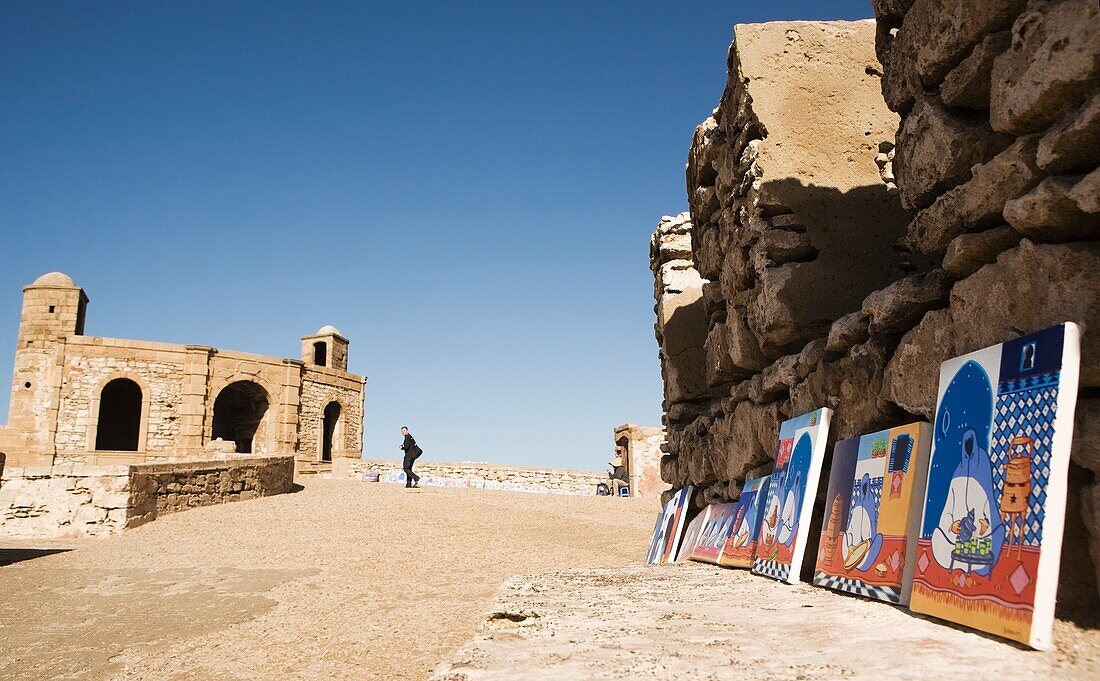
[{"xmin": 0, "ymin": 1, "xmax": 873, "ymax": 470}]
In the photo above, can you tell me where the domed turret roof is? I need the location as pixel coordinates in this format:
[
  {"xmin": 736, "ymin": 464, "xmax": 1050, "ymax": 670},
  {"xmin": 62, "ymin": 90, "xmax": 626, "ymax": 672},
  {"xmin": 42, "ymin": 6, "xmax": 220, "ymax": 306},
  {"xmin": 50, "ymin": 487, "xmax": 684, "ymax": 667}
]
[
  {"xmin": 32, "ymin": 272, "xmax": 76, "ymax": 287},
  {"xmin": 316, "ymin": 325, "xmax": 342, "ymax": 336}
]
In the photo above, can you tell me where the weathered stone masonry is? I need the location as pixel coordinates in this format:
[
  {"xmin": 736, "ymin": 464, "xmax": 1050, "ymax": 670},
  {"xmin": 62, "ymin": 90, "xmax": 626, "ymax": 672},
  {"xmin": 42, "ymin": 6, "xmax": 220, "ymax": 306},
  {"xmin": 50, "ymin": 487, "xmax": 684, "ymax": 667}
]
[
  {"xmin": 653, "ymin": 10, "xmax": 1099, "ymax": 597},
  {"xmin": 0, "ymin": 273, "xmax": 365, "ymax": 473}
]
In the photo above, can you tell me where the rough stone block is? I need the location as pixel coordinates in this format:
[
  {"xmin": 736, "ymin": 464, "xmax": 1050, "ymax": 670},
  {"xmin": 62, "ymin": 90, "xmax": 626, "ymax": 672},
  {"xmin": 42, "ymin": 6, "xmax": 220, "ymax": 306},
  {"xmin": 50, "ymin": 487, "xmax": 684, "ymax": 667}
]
[
  {"xmin": 1067, "ymin": 166, "xmax": 1100, "ymax": 215},
  {"xmin": 885, "ymin": 240, "xmax": 1100, "ymax": 416},
  {"xmin": 791, "ymin": 338, "xmax": 898, "ymax": 441},
  {"xmin": 1072, "ymin": 399, "xmax": 1100, "ymax": 474},
  {"xmin": 894, "ymin": 97, "xmax": 1012, "ymax": 210},
  {"xmin": 881, "ymin": 0, "xmax": 1026, "ymax": 113},
  {"xmin": 862, "ymin": 270, "xmax": 954, "ymax": 334},
  {"xmin": 990, "ymin": 0, "xmax": 1100, "ymax": 135},
  {"xmin": 942, "ymin": 226, "xmax": 1024, "ymax": 277},
  {"xmin": 940, "ymin": 31, "xmax": 1011, "ymax": 109},
  {"xmin": 1037, "ymin": 92, "xmax": 1100, "ymax": 172},
  {"xmin": 902, "ymin": 134, "xmax": 1043, "ymax": 253},
  {"xmin": 825, "ymin": 311, "xmax": 871, "ymax": 354},
  {"xmin": 1004, "ymin": 175, "xmax": 1100, "ymax": 241}
]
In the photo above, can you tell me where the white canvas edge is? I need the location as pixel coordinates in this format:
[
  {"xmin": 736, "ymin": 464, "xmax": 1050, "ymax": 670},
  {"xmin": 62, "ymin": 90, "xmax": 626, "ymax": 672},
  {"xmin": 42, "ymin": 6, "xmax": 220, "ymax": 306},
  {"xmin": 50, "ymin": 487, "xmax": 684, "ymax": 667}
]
[
  {"xmin": 1029, "ymin": 322, "xmax": 1081, "ymax": 650},
  {"xmin": 662, "ymin": 485, "xmax": 694, "ymax": 563},
  {"xmin": 785, "ymin": 407, "xmax": 834, "ymax": 585},
  {"xmin": 900, "ymin": 422, "xmax": 933, "ymax": 606},
  {"xmin": 678, "ymin": 505, "xmax": 712, "ymax": 562}
]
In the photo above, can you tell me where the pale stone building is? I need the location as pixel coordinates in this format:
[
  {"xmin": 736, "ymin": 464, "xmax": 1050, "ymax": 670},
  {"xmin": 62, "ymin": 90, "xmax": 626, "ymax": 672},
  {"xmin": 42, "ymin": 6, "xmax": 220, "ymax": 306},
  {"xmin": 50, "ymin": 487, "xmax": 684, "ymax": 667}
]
[
  {"xmin": 0, "ymin": 272, "xmax": 365, "ymax": 472},
  {"xmin": 612, "ymin": 423, "xmax": 665, "ymax": 499}
]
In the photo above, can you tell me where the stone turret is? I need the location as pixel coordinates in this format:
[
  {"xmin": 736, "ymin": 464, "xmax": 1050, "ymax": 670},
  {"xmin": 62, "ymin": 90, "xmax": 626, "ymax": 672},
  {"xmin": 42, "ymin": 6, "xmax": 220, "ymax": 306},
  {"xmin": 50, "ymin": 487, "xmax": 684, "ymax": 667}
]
[{"xmin": 301, "ymin": 325, "xmax": 349, "ymax": 372}]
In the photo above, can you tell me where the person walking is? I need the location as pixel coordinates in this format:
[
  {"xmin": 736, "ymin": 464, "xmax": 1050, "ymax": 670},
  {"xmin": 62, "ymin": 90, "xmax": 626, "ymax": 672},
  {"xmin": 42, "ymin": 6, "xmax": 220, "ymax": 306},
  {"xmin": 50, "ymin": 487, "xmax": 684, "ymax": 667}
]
[{"xmin": 400, "ymin": 426, "xmax": 422, "ymax": 488}]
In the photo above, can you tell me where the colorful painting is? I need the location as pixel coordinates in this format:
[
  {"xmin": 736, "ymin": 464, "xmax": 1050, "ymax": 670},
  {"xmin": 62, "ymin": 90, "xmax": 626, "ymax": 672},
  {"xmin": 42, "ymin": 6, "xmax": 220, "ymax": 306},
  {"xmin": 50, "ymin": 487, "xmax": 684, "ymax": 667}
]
[
  {"xmin": 752, "ymin": 408, "xmax": 833, "ymax": 584},
  {"xmin": 910, "ymin": 323, "xmax": 1081, "ymax": 649},
  {"xmin": 676, "ymin": 506, "xmax": 711, "ymax": 562},
  {"xmin": 813, "ymin": 422, "xmax": 932, "ymax": 604},
  {"xmin": 689, "ymin": 502, "xmax": 739, "ymax": 564},
  {"xmin": 717, "ymin": 475, "xmax": 772, "ymax": 568},
  {"xmin": 646, "ymin": 486, "xmax": 694, "ymax": 565}
]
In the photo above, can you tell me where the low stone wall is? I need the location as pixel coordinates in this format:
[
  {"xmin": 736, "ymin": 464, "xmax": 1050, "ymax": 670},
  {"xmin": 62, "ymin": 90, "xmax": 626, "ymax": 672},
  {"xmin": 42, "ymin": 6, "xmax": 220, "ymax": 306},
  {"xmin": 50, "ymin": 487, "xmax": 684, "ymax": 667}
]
[
  {"xmin": 0, "ymin": 456, "xmax": 295, "ymax": 539},
  {"xmin": 342, "ymin": 459, "xmax": 608, "ymax": 496}
]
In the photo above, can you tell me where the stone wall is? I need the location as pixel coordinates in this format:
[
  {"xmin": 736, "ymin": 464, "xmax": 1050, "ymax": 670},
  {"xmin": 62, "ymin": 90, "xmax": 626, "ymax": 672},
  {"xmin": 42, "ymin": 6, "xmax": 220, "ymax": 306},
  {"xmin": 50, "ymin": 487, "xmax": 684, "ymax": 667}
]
[
  {"xmin": 653, "ymin": 11, "xmax": 1099, "ymax": 596},
  {"xmin": 343, "ymin": 459, "xmax": 608, "ymax": 496},
  {"xmin": 0, "ymin": 455, "xmax": 295, "ymax": 539},
  {"xmin": 299, "ymin": 375, "xmax": 364, "ymax": 460},
  {"xmin": 3, "ymin": 272, "xmax": 366, "ymax": 471}
]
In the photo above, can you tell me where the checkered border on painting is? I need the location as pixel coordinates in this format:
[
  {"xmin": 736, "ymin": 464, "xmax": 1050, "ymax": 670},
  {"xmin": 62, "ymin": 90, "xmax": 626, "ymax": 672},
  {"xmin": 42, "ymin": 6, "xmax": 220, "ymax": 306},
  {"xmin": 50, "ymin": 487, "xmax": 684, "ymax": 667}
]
[
  {"xmin": 812, "ymin": 571, "xmax": 901, "ymax": 604},
  {"xmin": 991, "ymin": 371, "xmax": 1059, "ymax": 547},
  {"xmin": 752, "ymin": 557, "xmax": 790, "ymax": 581}
]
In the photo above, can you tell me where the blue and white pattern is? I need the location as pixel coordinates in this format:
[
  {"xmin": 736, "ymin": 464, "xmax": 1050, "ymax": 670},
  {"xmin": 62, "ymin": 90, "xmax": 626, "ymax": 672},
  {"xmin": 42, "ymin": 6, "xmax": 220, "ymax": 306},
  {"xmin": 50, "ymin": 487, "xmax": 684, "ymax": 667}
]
[
  {"xmin": 990, "ymin": 371, "xmax": 1059, "ymax": 547},
  {"xmin": 812, "ymin": 571, "xmax": 901, "ymax": 604},
  {"xmin": 849, "ymin": 476, "xmax": 883, "ymax": 515},
  {"xmin": 752, "ymin": 557, "xmax": 790, "ymax": 582}
]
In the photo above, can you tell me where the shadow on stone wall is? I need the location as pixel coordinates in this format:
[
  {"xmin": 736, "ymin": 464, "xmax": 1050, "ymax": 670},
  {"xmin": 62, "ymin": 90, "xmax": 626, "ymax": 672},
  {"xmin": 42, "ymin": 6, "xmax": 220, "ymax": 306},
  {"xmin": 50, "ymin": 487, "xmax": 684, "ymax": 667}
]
[{"xmin": 748, "ymin": 177, "xmax": 929, "ymax": 356}]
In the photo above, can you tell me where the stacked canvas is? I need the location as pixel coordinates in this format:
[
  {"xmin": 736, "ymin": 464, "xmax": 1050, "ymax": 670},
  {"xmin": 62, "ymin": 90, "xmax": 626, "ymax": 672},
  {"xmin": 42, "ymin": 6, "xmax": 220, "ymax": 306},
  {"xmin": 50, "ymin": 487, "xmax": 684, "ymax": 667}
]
[
  {"xmin": 813, "ymin": 423, "xmax": 932, "ymax": 604},
  {"xmin": 752, "ymin": 408, "xmax": 833, "ymax": 584},
  {"xmin": 689, "ymin": 503, "xmax": 739, "ymax": 564},
  {"xmin": 677, "ymin": 505, "xmax": 711, "ymax": 562},
  {"xmin": 910, "ymin": 323, "xmax": 1080, "ymax": 649},
  {"xmin": 646, "ymin": 486, "xmax": 694, "ymax": 565},
  {"xmin": 717, "ymin": 475, "xmax": 771, "ymax": 568}
]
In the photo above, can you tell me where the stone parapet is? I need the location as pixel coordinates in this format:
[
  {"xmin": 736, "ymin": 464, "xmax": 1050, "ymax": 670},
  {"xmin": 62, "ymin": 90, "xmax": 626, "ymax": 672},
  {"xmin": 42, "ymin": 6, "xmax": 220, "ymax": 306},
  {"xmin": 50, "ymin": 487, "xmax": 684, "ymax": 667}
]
[
  {"xmin": 0, "ymin": 455, "xmax": 295, "ymax": 539},
  {"xmin": 343, "ymin": 459, "xmax": 608, "ymax": 496}
]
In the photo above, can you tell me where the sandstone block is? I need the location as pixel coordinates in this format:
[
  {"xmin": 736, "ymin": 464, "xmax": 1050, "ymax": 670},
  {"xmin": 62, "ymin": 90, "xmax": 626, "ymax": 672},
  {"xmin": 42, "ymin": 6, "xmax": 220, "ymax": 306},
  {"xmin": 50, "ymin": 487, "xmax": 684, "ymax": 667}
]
[
  {"xmin": 902, "ymin": 134, "xmax": 1043, "ymax": 253},
  {"xmin": 990, "ymin": 0, "xmax": 1100, "ymax": 135},
  {"xmin": 862, "ymin": 270, "xmax": 953, "ymax": 334},
  {"xmin": 940, "ymin": 31, "xmax": 1011, "ymax": 109},
  {"xmin": 1037, "ymin": 92, "xmax": 1100, "ymax": 173},
  {"xmin": 942, "ymin": 226, "xmax": 1024, "ymax": 277},
  {"xmin": 1004, "ymin": 175, "xmax": 1100, "ymax": 241},
  {"xmin": 724, "ymin": 307, "xmax": 769, "ymax": 373},
  {"xmin": 894, "ymin": 97, "xmax": 1012, "ymax": 210}
]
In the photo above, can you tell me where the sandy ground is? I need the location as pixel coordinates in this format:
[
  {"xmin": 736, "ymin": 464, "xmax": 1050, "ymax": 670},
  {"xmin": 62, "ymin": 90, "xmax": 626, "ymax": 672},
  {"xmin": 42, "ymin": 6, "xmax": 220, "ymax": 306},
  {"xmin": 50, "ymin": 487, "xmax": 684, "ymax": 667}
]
[
  {"xmin": 0, "ymin": 478, "xmax": 658, "ymax": 680},
  {"xmin": 434, "ymin": 563, "xmax": 1100, "ymax": 680}
]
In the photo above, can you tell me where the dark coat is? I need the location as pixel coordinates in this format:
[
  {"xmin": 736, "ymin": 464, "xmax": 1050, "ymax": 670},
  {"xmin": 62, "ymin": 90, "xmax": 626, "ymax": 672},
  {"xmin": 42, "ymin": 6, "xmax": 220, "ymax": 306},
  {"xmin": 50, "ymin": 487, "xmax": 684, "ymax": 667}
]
[{"xmin": 402, "ymin": 433, "xmax": 423, "ymax": 458}]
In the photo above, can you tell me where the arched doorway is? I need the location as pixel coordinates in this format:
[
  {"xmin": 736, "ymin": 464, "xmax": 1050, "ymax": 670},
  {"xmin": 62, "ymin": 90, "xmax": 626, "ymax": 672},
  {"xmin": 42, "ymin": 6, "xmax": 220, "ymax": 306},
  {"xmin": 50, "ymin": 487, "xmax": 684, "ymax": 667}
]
[
  {"xmin": 211, "ymin": 381, "xmax": 269, "ymax": 454},
  {"xmin": 95, "ymin": 378, "xmax": 143, "ymax": 451},
  {"xmin": 321, "ymin": 401, "xmax": 341, "ymax": 462}
]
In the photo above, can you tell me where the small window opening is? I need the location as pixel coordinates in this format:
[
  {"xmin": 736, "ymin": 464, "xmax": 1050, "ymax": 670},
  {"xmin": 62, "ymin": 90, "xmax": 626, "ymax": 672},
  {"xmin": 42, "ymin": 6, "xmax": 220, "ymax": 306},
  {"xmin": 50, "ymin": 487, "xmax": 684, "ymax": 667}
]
[
  {"xmin": 313, "ymin": 341, "xmax": 328, "ymax": 367},
  {"xmin": 48, "ymin": 305, "xmax": 56, "ymax": 313},
  {"xmin": 24, "ymin": 382, "xmax": 32, "ymax": 389}
]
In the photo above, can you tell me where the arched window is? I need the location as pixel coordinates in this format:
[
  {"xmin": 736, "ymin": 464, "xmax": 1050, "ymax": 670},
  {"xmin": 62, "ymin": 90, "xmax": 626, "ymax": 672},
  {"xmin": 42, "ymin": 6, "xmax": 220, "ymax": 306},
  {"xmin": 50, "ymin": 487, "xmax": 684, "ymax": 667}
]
[
  {"xmin": 95, "ymin": 378, "xmax": 143, "ymax": 451},
  {"xmin": 321, "ymin": 401, "xmax": 341, "ymax": 462},
  {"xmin": 313, "ymin": 341, "xmax": 328, "ymax": 367},
  {"xmin": 211, "ymin": 381, "xmax": 269, "ymax": 454}
]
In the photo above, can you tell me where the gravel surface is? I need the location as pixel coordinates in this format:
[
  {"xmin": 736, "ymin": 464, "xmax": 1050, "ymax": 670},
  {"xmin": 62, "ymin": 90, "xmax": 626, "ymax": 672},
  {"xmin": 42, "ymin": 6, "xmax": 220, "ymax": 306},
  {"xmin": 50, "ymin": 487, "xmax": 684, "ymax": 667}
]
[{"xmin": 0, "ymin": 478, "xmax": 658, "ymax": 680}]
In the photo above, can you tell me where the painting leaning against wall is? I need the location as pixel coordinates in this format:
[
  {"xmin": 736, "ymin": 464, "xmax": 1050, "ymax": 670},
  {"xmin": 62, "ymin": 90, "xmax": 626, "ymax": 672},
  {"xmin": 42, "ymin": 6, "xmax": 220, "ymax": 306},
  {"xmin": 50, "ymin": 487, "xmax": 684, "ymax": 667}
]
[{"xmin": 909, "ymin": 323, "xmax": 1081, "ymax": 650}]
